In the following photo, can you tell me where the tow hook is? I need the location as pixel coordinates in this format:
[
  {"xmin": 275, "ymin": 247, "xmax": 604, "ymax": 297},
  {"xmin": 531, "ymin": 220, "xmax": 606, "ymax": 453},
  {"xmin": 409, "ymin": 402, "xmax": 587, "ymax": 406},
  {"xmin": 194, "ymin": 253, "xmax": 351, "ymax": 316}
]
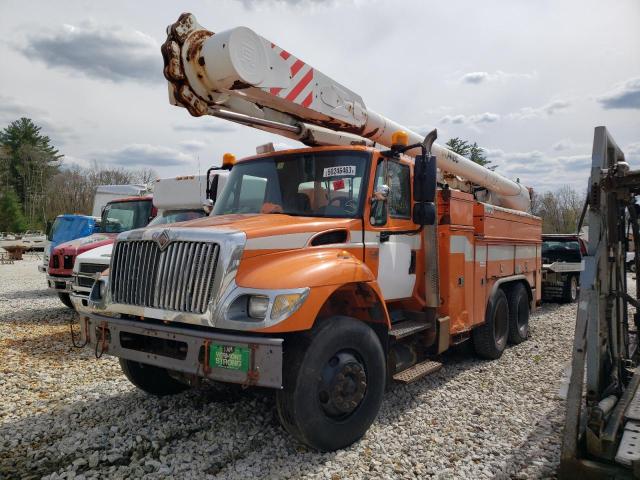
[
  {"xmin": 69, "ymin": 315, "xmax": 90, "ymax": 348},
  {"xmin": 94, "ymin": 322, "xmax": 110, "ymax": 359}
]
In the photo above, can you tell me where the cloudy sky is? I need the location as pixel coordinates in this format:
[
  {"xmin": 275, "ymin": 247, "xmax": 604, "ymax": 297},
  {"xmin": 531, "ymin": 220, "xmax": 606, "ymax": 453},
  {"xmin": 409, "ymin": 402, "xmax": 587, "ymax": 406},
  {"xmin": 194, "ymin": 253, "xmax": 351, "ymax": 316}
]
[{"xmin": 1, "ymin": 0, "xmax": 638, "ymax": 193}]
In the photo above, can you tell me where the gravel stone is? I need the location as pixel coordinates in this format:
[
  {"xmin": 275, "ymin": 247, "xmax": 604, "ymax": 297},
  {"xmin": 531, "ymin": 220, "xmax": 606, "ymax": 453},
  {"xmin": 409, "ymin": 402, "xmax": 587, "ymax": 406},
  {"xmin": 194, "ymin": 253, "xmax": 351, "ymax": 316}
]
[{"xmin": 0, "ymin": 255, "xmax": 589, "ymax": 478}]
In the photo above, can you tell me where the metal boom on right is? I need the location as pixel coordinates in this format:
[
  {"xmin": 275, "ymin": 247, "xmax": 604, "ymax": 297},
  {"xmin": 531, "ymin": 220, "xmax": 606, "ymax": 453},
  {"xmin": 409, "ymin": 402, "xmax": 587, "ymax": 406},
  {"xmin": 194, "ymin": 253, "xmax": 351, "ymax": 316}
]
[{"xmin": 561, "ymin": 126, "xmax": 640, "ymax": 478}]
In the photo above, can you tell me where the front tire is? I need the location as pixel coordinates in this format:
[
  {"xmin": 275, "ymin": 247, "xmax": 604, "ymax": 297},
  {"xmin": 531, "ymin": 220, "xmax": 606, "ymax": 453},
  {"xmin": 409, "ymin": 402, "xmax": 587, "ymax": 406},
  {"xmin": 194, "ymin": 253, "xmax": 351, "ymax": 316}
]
[
  {"xmin": 276, "ymin": 316, "xmax": 385, "ymax": 451},
  {"xmin": 473, "ymin": 288, "xmax": 509, "ymax": 359},
  {"xmin": 562, "ymin": 275, "xmax": 578, "ymax": 303},
  {"xmin": 119, "ymin": 359, "xmax": 189, "ymax": 396},
  {"xmin": 57, "ymin": 292, "xmax": 74, "ymax": 309},
  {"xmin": 507, "ymin": 283, "xmax": 530, "ymax": 344}
]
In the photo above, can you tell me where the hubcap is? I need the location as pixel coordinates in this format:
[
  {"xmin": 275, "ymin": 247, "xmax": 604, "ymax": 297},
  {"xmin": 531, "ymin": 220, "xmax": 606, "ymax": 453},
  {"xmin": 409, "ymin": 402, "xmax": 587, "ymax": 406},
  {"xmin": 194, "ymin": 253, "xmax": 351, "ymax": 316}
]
[
  {"xmin": 571, "ymin": 278, "xmax": 578, "ymax": 300},
  {"xmin": 318, "ymin": 351, "xmax": 367, "ymax": 419}
]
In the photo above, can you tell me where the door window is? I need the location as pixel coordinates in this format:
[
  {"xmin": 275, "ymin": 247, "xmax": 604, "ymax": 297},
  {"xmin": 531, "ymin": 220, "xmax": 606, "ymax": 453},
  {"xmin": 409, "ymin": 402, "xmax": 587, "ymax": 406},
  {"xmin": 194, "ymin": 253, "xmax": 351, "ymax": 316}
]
[
  {"xmin": 370, "ymin": 159, "xmax": 411, "ymax": 226},
  {"xmin": 387, "ymin": 161, "xmax": 411, "ymax": 218}
]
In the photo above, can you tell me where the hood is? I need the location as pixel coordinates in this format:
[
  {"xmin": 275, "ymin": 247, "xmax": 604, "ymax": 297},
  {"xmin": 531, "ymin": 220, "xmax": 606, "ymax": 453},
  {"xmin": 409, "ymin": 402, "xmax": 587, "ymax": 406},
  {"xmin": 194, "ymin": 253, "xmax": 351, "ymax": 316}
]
[
  {"xmin": 53, "ymin": 233, "xmax": 116, "ymax": 256},
  {"xmin": 145, "ymin": 214, "xmax": 361, "ymax": 257},
  {"xmin": 75, "ymin": 243, "xmax": 114, "ymax": 262}
]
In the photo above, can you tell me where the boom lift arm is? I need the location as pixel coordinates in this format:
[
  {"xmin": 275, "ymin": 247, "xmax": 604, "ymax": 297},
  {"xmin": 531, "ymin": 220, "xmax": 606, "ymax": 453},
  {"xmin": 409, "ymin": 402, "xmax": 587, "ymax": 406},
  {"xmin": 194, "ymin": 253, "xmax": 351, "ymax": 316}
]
[
  {"xmin": 161, "ymin": 13, "xmax": 531, "ymax": 212},
  {"xmin": 561, "ymin": 127, "xmax": 640, "ymax": 478}
]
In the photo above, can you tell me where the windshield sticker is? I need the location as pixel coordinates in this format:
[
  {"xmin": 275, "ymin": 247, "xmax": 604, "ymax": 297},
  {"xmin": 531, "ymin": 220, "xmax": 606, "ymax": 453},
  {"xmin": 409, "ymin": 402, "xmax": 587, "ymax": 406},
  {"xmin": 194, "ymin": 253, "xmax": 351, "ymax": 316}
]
[
  {"xmin": 323, "ymin": 165, "xmax": 356, "ymax": 177},
  {"xmin": 332, "ymin": 179, "xmax": 345, "ymax": 191}
]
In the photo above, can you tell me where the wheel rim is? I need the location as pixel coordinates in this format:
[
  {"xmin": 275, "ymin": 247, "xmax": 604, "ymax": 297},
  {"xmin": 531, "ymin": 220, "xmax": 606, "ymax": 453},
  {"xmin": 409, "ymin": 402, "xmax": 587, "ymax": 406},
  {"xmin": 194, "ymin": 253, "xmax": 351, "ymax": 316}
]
[
  {"xmin": 493, "ymin": 300, "xmax": 508, "ymax": 349},
  {"xmin": 318, "ymin": 350, "xmax": 367, "ymax": 419},
  {"xmin": 571, "ymin": 277, "xmax": 578, "ymax": 300}
]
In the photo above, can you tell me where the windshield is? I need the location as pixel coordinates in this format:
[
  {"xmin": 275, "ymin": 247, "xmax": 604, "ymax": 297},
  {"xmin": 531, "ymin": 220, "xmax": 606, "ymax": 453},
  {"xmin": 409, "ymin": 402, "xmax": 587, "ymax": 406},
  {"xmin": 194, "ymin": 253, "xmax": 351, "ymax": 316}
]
[
  {"xmin": 102, "ymin": 200, "xmax": 153, "ymax": 233},
  {"xmin": 49, "ymin": 216, "xmax": 93, "ymax": 243},
  {"xmin": 542, "ymin": 239, "xmax": 582, "ymax": 263},
  {"xmin": 213, "ymin": 151, "xmax": 370, "ymax": 218},
  {"xmin": 147, "ymin": 209, "xmax": 206, "ymax": 227}
]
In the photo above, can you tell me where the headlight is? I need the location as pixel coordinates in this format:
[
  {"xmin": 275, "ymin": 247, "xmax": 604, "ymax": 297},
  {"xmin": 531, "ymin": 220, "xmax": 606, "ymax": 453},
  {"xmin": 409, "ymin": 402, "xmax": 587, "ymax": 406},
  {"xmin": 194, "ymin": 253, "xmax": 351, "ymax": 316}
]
[
  {"xmin": 271, "ymin": 289, "xmax": 309, "ymax": 322},
  {"xmin": 248, "ymin": 295, "xmax": 269, "ymax": 319},
  {"xmin": 99, "ymin": 280, "xmax": 107, "ymax": 299}
]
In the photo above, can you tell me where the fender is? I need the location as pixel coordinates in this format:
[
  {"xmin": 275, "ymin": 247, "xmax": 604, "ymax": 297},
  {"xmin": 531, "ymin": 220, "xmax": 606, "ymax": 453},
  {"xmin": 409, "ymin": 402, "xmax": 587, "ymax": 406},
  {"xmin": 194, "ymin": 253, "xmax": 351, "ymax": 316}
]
[
  {"xmin": 488, "ymin": 274, "xmax": 535, "ymax": 309},
  {"xmin": 237, "ymin": 248, "xmax": 387, "ymax": 333}
]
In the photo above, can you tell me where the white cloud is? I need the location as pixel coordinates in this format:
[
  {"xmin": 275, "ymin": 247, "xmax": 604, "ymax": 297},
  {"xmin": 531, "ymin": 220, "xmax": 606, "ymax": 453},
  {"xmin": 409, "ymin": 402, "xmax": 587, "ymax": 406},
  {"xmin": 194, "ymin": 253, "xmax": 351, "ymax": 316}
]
[
  {"xmin": 552, "ymin": 138, "xmax": 589, "ymax": 152},
  {"xmin": 18, "ymin": 22, "xmax": 162, "ymax": 83},
  {"xmin": 173, "ymin": 121, "xmax": 236, "ymax": 133},
  {"xmin": 179, "ymin": 140, "xmax": 207, "ymax": 152},
  {"xmin": 460, "ymin": 70, "xmax": 536, "ymax": 84},
  {"xmin": 597, "ymin": 77, "xmax": 640, "ymax": 109},
  {"xmin": 440, "ymin": 112, "xmax": 500, "ymax": 125},
  {"xmin": 627, "ymin": 142, "xmax": 640, "ymax": 162},
  {"xmin": 93, "ymin": 144, "xmax": 192, "ymax": 167},
  {"xmin": 508, "ymin": 100, "xmax": 571, "ymax": 120}
]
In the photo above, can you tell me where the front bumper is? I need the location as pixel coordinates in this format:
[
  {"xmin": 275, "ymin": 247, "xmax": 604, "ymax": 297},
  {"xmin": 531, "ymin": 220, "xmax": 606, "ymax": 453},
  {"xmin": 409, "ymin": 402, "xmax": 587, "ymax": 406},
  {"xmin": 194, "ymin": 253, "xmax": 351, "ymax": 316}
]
[
  {"xmin": 74, "ymin": 307, "xmax": 284, "ymax": 389},
  {"xmin": 47, "ymin": 274, "xmax": 73, "ymax": 292}
]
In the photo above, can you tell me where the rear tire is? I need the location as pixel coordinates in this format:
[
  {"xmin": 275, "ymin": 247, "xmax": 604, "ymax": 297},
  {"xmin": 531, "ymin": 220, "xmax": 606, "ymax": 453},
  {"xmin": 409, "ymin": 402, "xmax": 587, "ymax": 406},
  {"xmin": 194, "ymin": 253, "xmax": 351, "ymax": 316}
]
[
  {"xmin": 473, "ymin": 288, "xmax": 509, "ymax": 359},
  {"xmin": 119, "ymin": 358, "xmax": 189, "ymax": 396},
  {"xmin": 57, "ymin": 292, "xmax": 74, "ymax": 309},
  {"xmin": 276, "ymin": 316, "xmax": 385, "ymax": 451},
  {"xmin": 562, "ymin": 275, "xmax": 578, "ymax": 303},
  {"xmin": 507, "ymin": 283, "xmax": 530, "ymax": 344}
]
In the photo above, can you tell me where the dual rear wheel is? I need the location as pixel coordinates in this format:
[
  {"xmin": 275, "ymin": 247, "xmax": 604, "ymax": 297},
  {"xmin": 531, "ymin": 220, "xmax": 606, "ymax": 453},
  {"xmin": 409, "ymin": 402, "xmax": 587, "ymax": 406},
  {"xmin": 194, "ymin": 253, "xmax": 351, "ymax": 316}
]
[{"xmin": 473, "ymin": 282, "xmax": 530, "ymax": 359}]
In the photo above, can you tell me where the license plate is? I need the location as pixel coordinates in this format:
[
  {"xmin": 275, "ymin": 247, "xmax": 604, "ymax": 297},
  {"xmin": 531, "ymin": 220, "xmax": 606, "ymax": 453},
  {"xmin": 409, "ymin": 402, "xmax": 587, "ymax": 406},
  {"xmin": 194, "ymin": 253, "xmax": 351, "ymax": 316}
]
[{"xmin": 210, "ymin": 344, "xmax": 250, "ymax": 372}]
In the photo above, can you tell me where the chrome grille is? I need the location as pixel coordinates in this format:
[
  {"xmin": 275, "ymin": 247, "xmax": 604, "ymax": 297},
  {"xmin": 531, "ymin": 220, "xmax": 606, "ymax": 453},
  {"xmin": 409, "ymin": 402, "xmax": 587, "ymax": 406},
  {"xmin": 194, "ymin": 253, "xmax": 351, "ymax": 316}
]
[{"xmin": 110, "ymin": 240, "xmax": 219, "ymax": 314}]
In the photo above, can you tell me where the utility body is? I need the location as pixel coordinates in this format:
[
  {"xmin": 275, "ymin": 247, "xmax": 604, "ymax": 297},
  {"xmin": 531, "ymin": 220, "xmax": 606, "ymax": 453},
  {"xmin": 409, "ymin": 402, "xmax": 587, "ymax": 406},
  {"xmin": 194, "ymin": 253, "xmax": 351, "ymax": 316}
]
[{"xmin": 77, "ymin": 14, "xmax": 542, "ymax": 451}]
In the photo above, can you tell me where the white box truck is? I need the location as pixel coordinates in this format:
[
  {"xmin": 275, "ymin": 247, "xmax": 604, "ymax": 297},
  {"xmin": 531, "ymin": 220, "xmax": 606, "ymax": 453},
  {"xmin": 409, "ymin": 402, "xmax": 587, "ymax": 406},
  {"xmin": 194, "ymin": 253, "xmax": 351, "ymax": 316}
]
[{"xmin": 91, "ymin": 184, "xmax": 151, "ymax": 217}]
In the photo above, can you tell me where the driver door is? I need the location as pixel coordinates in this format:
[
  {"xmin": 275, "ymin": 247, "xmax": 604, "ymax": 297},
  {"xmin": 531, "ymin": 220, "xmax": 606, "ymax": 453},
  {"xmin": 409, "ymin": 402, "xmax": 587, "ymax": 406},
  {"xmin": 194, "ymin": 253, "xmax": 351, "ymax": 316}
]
[{"xmin": 368, "ymin": 158, "xmax": 418, "ymax": 301}]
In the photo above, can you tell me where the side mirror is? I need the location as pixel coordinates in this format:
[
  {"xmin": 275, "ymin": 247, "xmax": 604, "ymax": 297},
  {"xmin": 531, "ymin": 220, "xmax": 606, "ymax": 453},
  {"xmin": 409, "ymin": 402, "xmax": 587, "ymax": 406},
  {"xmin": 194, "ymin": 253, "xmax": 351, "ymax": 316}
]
[
  {"xmin": 370, "ymin": 184, "xmax": 389, "ymax": 226},
  {"xmin": 202, "ymin": 199, "xmax": 214, "ymax": 214},
  {"xmin": 372, "ymin": 184, "xmax": 390, "ymax": 201},
  {"xmin": 414, "ymin": 154, "xmax": 437, "ymax": 203},
  {"xmin": 413, "ymin": 202, "xmax": 436, "ymax": 226}
]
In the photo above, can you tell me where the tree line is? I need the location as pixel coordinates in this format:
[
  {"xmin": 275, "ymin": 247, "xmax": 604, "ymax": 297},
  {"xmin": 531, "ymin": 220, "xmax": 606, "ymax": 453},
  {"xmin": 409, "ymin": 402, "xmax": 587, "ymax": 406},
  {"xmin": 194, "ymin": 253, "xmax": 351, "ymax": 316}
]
[{"xmin": 0, "ymin": 118, "xmax": 156, "ymax": 232}]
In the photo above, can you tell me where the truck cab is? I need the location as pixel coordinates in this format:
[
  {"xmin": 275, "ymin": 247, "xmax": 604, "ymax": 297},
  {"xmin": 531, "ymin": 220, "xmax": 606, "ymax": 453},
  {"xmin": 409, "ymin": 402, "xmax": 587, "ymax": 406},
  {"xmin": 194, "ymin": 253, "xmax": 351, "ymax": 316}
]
[
  {"xmin": 78, "ymin": 145, "xmax": 541, "ymax": 451},
  {"xmin": 38, "ymin": 214, "xmax": 101, "ymax": 274},
  {"xmin": 541, "ymin": 233, "xmax": 586, "ymax": 302},
  {"xmin": 48, "ymin": 195, "xmax": 155, "ymax": 308}
]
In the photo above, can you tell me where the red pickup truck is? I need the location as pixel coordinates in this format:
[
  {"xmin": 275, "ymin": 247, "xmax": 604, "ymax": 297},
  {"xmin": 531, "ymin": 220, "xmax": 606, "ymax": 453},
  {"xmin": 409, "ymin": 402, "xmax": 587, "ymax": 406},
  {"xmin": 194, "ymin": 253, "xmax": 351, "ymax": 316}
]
[{"xmin": 48, "ymin": 196, "xmax": 155, "ymax": 308}]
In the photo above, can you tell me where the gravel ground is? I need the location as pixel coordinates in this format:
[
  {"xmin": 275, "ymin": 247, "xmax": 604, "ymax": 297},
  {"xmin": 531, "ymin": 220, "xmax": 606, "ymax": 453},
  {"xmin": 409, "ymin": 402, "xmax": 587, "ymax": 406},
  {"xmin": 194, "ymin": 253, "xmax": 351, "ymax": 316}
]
[{"xmin": 0, "ymin": 256, "xmax": 580, "ymax": 479}]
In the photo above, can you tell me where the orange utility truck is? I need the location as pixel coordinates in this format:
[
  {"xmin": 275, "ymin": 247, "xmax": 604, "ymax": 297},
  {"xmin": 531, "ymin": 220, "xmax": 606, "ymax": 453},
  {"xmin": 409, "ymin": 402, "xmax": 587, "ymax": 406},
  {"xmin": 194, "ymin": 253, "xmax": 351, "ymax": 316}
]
[{"xmin": 78, "ymin": 14, "xmax": 542, "ymax": 451}]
